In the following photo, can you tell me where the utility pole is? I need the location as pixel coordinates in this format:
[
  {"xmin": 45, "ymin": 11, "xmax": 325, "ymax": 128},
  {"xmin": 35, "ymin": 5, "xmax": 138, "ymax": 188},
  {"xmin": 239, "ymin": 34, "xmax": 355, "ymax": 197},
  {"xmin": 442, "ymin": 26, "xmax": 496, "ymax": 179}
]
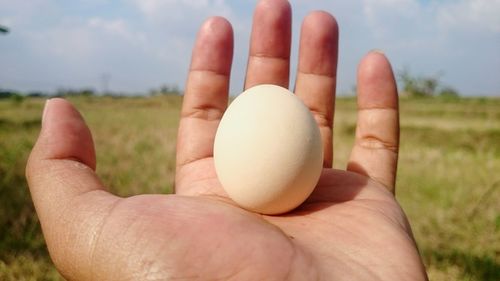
[{"xmin": 100, "ymin": 73, "xmax": 111, "ymax": 95}]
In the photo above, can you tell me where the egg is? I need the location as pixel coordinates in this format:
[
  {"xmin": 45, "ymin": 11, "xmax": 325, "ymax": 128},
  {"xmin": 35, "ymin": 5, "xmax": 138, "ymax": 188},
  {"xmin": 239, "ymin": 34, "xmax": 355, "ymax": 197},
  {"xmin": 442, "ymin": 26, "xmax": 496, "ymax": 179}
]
[{"xmin": 214, "ymin": 84, "xmax": 323, "ymax": 215}]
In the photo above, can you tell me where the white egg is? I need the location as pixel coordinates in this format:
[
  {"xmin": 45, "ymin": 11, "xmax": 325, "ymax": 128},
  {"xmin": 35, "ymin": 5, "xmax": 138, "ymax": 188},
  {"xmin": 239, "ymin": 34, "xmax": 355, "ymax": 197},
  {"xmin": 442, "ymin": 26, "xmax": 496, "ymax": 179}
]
[{"xmin": 214, "ymin": 84, "xmax": 323, "ymax": 215}]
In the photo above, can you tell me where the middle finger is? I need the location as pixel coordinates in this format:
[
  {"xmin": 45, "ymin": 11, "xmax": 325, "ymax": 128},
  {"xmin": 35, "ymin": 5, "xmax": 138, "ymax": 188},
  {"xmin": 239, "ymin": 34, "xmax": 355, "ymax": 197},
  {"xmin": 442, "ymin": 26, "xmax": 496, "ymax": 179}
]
[{"xmin": 244, "ymin": 0, "xmax": 292, "ymax": 89}]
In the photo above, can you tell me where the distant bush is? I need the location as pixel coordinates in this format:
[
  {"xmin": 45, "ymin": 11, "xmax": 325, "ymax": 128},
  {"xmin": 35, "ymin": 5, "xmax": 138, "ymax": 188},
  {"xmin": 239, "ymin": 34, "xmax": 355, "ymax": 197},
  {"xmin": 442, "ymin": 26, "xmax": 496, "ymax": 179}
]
[
  {"xmin": 10, "ymin": 94, "xmax": 25, "ymax": 105},
  {"xmin": 0, "ymin": 89, "xmax": 25, "ymax": 104},
  {"xmin": 439, "ymin": 87, "xmax": 460, "ymax": 99},
  {"xmin": 27, "ymin": 91, "xmax": 49, "ymax": 98},
  {"xmin": 398, "ymin": 69, "xmax": 460, "ymax": 98},
  {"xmin": 149, "ymin": 84, "xmax": 181, "ymax": 96},
  {"xmin": 55, "ymin": 88, "xmax": 96, "ymax": 97},
  {"xmin": 0, "ymin": 89, "xmax": 21, "ymax": 99}
]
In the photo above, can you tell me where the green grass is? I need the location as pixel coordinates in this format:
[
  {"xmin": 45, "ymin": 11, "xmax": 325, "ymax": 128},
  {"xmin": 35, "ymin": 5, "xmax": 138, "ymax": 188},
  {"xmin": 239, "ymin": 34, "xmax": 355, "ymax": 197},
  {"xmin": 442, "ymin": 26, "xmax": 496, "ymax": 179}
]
[{"xmin": 1, "ymin": 96, "xmax": 499, "ymax": 280}]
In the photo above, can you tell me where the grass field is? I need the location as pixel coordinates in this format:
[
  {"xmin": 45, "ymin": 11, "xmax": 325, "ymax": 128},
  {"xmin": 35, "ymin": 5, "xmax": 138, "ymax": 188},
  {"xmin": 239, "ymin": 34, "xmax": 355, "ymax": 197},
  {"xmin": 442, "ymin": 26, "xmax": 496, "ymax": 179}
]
[{"xmin": 1, "ymin": 95, "xmax": 499, "ymax": 280}]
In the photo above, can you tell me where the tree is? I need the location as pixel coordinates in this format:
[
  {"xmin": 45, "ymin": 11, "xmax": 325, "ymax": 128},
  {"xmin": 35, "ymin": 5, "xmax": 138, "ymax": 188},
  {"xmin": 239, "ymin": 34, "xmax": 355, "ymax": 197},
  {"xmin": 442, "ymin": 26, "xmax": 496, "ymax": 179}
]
[
  {"xmin": 439, "ymin": 86, "xmax": 459, "ymax": 99},
  {"xmin": 55, "ymin": 88, "xmax": 96, "ymax": 97},
  {"xmin": 149, "ymin": 84, "xmax": 181, "ymax": 96},
  {"xmin": 398, "ymin": 69, "xmax": 459, "ymax": 98},
  {"xmin": 0, "ymin": 25, "xmax": 9, "ymax": 34}
]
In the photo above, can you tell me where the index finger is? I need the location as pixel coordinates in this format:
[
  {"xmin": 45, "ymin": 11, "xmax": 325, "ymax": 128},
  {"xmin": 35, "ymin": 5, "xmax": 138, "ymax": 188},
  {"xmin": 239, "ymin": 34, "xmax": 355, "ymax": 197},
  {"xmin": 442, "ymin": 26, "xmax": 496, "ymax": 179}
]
[
  {"xmin": 175, "ymin": 17, "xmax": 234, "ymax": 194},
  {"xmin": 347, "ymin": 51, "xmax": 399, "ymax": 192}
]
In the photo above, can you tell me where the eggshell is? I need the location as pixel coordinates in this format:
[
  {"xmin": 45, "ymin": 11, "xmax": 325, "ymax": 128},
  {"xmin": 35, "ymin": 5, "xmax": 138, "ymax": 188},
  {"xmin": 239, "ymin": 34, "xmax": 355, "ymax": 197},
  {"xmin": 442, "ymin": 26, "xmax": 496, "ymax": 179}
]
[{"xmin": 214, "ymin": 84, "xmax": 323, "ymax": 215}]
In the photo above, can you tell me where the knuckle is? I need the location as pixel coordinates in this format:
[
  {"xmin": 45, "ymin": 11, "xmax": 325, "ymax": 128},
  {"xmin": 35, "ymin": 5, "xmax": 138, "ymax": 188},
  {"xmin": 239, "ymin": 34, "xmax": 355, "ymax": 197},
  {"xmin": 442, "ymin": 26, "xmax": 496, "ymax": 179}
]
[
  {"xmin": 181, "ymin": 106, "xmax": 224, "ymax": 122},
  {"xmin": 309, "ymin": 108, "xmax": 332, "ymax": 129},
  {"xmin": 357, "ymin": 135, "xmax": 398, "ymax": 153}
]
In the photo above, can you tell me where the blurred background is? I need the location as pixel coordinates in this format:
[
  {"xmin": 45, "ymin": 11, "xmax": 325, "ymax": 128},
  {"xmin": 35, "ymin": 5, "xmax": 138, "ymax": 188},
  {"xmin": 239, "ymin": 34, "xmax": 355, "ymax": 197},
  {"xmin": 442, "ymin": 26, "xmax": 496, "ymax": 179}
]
[{"xmin": 1, "ymin": 0, "xmax": 499, "ymax": 280}]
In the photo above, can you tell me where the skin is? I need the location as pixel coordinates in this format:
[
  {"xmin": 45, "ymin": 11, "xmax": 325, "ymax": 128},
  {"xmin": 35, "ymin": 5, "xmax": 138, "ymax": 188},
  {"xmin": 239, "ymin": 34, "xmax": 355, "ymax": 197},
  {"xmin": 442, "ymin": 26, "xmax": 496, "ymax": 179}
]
[{"xmin": 26, "ymin": 0, "xmax": 428, "ymax": 280}]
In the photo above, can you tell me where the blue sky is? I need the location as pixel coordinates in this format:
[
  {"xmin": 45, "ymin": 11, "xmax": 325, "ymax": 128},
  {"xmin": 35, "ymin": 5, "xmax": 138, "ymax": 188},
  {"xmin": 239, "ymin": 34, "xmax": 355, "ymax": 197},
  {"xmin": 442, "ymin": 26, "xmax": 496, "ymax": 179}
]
[{"xmin": 0, "ymin": 0, "xmax": 499, "ymax": 96}]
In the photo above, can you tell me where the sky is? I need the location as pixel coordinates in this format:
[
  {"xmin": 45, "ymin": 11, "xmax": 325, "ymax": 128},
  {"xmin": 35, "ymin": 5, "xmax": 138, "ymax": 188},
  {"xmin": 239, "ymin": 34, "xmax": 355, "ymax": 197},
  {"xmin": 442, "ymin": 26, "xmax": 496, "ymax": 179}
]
[{"xmin": 0, "ymin": 0, "xmax": 499, "ymax": 96}]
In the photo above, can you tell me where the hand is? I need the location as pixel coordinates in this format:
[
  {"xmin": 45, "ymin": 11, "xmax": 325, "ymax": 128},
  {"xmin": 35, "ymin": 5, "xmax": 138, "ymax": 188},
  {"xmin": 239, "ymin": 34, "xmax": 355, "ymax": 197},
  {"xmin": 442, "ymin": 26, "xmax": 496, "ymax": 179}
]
[{"xmin": 26, "ymin": 0, "xmax": 428, "ymax": 280}]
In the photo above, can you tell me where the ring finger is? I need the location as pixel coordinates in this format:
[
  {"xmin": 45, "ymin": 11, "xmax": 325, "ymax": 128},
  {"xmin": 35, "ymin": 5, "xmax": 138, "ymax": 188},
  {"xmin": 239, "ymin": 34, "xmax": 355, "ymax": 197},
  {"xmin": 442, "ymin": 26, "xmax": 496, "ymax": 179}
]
[{"xmin": 294, "ymin": 11, "xmax": 338, "ymax": 168}]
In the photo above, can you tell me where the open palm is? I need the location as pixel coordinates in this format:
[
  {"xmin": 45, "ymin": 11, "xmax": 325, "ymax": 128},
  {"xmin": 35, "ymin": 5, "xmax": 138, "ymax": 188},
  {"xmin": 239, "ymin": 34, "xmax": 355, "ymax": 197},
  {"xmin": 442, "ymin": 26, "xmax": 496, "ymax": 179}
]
[{"xmin": 26, "ymin": 0, "xmax": 427, "ymax": 280}]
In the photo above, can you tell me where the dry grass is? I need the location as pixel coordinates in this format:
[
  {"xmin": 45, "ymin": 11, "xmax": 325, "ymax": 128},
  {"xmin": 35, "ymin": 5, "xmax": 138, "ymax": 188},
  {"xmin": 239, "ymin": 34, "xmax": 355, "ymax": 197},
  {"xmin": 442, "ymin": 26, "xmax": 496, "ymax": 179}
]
[{"xmin": 0, "ymin": 95, "xmax": 499, "ymax": 280}]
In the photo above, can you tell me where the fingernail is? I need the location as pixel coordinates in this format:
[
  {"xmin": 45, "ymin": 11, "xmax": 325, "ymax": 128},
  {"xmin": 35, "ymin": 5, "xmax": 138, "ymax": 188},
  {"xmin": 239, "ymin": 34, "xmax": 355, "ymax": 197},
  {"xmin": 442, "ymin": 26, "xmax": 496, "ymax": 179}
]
[
  {"xmin": 42, "ymin": 99, "xmax": 51, "ymax": 127},
  {"xmin": 371, "ymin": 49, "xmax": 385, "ymax": 55}
]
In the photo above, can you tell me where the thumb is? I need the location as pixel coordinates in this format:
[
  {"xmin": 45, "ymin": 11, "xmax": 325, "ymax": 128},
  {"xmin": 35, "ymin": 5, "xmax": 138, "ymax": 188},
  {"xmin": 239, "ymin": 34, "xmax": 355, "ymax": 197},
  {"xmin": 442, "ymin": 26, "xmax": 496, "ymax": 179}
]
[
  {"xmin": 30, "ymin": 98, "xmax": 96, "ymax": 169},
  {"xmin": 26, "ymin": 98, "xmax": 118, "ymax": 279}
]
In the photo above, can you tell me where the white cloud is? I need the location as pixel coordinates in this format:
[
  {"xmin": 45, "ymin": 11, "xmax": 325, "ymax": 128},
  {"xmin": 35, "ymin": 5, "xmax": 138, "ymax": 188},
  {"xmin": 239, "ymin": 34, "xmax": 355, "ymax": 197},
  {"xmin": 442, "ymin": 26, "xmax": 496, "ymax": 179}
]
[
  {"xmin": 355, "ymin": 0, "xmax": 500, "ymax": 95},
  {"xmin": 363, "ymin": 0, "xmax": 420, "ymax": 20},
  {"xmin": 24, "ymin": 17, "xmax": 146, "ymax": 65},
  {"xmin": 128, "ymin": 0, "xmax": 253, "ymax": 94},
  {"xmin": 0, "ymin": 17, "xmax": 13, "ymax": 27},
  {"xmin": 0, "ymin": 0, "xmax": 498, "ymax": 95},
  {"xmin": 291, "ymin": 0, "xmax": 499, "ymax": 95},
  {"xmin": 0, "ymin": 0, "xmax": 58, "ymax": 28},
  {"xmin": 88, "ymin": 18, "xmax": 128, "ymax": 36},
  {"xmin": 35, "ymin": 26, "xmax": 95, "ymax": 62},
  {"xmin": 363, "ymin": 0, "xmax": 421, "ymax": 38},
  {"xmin": 437, "ymin": 0, "xmax": 500, "ymax": 33},
  {"xmin": 131, "ymin": 0, "xmax": 233, "ymax": 23}
]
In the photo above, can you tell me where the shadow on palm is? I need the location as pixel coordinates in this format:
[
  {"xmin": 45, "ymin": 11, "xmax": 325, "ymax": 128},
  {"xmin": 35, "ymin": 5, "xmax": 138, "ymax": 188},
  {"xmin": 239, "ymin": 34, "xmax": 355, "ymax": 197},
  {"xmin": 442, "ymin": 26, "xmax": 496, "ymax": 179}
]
[{"xmin": 112, "ymin": 159, "xmax": 412, "ymax": 279}]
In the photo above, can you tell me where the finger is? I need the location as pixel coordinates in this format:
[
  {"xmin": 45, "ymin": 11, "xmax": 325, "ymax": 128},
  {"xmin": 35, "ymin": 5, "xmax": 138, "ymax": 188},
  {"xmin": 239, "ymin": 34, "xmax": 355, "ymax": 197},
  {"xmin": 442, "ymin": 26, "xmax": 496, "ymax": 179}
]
[
  {"xmin": 176, "ymin": 17, "xmax": 233, "ymax": 193},
  {"xmin": 347, "ymin": 51, "xmax": 399, "ymax": 192},
  {"xmin": 244, "ymin": 0, "xmax": 291, "ymax": 89},
  {"xmin": 26, "ymin": 98, "xmax": 119, "ymax": 279},
  {"xmin": 294, "ymin": 11, "xmax": 338, "ymax": 168}
]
